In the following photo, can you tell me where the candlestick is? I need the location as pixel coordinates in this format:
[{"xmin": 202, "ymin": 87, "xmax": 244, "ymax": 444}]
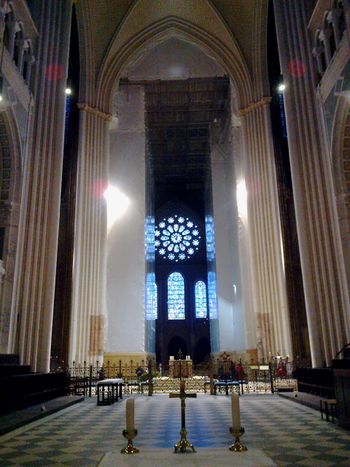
[
  {"xmin": 229, "ymin": 426, "xmax": 247, "ymax": 452},
  {"xmin": 121, "ymin": 399, "xmax": 139, "ymax": 454},
  {"xmin": 126, "ymin": 399, "xmax": 135, "ymax": 432},
  {"xmin": 231, "ymin": 394, "xmax": 240, "ymax": 432},
  {"xmin": 121, "ymin": 429, "xmax": 139, "ymax": 454}
]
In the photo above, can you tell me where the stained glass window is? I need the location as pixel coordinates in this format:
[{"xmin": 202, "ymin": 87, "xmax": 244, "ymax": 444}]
[
  {"xmin": 145, "ymin": 215, "xmax": 155, "ymax": 262},
  {"xmin": 154, "ymin": 283, "xmax": 158, "ymax": 319},
  {"xmin": 64, "ymin": 94, "xmax": 72, "ymax": 146},
  {"xmin": 168, "ymin": 272, "xmax": 185, "ymax": 320},
  {"xmin": 195, "ymin": 281, "xmax": 207, "ymax": 318},
  {"xmin": 208, "ymin": 271, "xmax": 218, "ymax": 319},
  {"xmin": 155, "ymin": 215, "xmax": 201, "ymax": 262},
  {"xmin": 205, "ymin": 215, "xmax": 215, "ymax": 262},
  {"xmin": 145, "ymin": 272, "xmax": 157, "ymax": 320}
]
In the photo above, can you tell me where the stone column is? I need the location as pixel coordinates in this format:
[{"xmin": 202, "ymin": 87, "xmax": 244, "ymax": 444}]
[
  {"xmin": 0, "ymin": 9, "xmax": 5, "ymax": 55},
  {"xmin": 9, "ymin": 0, "xmax": 72, "ymax": 372},
  {"xmin": 240, "ymin": 99, "xmax": 293, "ymax": 361},
  {"xmin": 69, "ymin": 105, "xmax": 109, "ymax": 364},
  {"xmin": 331, "ymin": 8, "xmax": 342, "ymax": 46},
  {"xmin": 7, "ymin": 18, "xmax": 16, "ymax": 58},
  {"xmin": 16, "ymin": 38, "xmax": 25, "ymax": 74},
  {"xmin": 312, "ymin": 46, "xmax": 325, "ymax": 75},
  {"xmin": 24, "ymin": 53, "xmax": 35, "ymax": 86},
  {"xmin": 274, "ymin": 0, "xmax": 350, "ymax": 366},
  {"xmin": 321, "ymin": 28, "xmax": 333, "ymax": 65}
]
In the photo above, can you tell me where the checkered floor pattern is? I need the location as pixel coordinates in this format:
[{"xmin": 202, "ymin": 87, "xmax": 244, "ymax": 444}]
[{"xmin": 0, "ymin": 394, "xmax": 349, "ymax": 466}]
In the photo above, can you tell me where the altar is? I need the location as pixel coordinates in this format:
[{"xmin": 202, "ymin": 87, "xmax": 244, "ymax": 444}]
[
  {"xmin": 169, "ymin": 357, "xmax": 192, "ymax": 378},
  {"xmin": 100, "ymin": 448, "xmax": 276, "ymax": 466}
]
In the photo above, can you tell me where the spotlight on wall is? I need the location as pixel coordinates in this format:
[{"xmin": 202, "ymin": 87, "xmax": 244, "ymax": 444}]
[
  {"xmin": 0, "ymin": 75, "xmax": 4, "ymax": 102},
  {"xmin": 237, "ymin": 179, "xmax": 248, "ymax": 220},
  {"xmin": 103, "ymin": 184, "xmax": 130, "ymax": 232},
  {"xmin": 277, "ymin": 83, "xmax": 286, "ymax": 93}
]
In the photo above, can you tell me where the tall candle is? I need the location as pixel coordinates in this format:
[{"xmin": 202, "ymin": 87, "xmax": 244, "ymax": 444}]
[
  {"xmin": 231, "ymin": 394, "xmax": 240, "ymax": 431},
  {"xmin": 126, "ymin": 398, "xmax": 135, "ymax": 432}
]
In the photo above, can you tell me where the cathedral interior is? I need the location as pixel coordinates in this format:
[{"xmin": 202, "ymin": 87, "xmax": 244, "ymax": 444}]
[{"xmin": 0, "ymin": 0, "xmax": 350, "ymax": 464}]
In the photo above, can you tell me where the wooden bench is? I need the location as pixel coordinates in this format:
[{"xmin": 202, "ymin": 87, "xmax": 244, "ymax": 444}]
[{"xmin": 320, "ymin": 398, "xmax": 337, "ymax": 423}]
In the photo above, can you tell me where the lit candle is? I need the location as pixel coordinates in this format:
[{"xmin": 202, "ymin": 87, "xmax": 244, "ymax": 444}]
[
  {"xmin": 231, "ymin": 394, "xmax": 240, "ymax": 431},
  {"xmin": 126, "ymin": 398, "xmax": 135, "ymax": 432}
]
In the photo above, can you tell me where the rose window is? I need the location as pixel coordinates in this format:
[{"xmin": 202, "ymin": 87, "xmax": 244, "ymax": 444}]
[{"xmin": 155, "ymin": 215, "xmax": 201, "ymax": 262}]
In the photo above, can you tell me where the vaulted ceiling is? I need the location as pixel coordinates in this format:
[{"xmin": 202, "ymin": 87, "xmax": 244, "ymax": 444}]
[{"xmin": 76, "ymin": 0, "xmax": 269, "ymax": 101}]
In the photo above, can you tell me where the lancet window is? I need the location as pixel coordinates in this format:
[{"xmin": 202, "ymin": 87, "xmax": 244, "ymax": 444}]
[
  {"xmin": 195, "ymin": 280, "xmax": 207, "ymax": 318},
  {"xmin": 312, "ymin": 1, "xmax": 348, "ymax": 80},
  {"xmin": 145, "ymin": 272, "xmax": 157, "ymax": 320},
  {"xmin": 168, "ymin": 272, "xmax": 185, "ymax": 320},
  {"xmin": 1, "ymin": 2, "xmax": 35, "ymax": 87}
]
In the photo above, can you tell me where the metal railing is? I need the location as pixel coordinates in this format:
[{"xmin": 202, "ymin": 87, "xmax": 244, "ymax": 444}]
[{"xmin": 55, "ymin": 358, "xmax": 299, "ymax": 397}]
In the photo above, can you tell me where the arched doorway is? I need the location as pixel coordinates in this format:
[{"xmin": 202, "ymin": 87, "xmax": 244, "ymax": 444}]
[
  {"xmin": 193, "ymin": 337, "xmax": 211, "ymax": 364},
  {"xmin": 167, "ymin": 336, "xmax": 187, "ymax": 361}
]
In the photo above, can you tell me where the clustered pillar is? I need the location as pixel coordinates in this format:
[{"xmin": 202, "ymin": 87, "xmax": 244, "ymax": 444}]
[
  {"xmin": 274, "ymin": 0, "xmax": 350, "ymax": 366},
  {"xmin": 10, "ymin": 0, "xmax": 72, "ymax": 372},
  {"xmin": 69, "ymin": 105, "xmax": 109, "ymax": 365},
  {"xmin": 241, "ymin": 100, "xmax": 293, "ymax": 361}
]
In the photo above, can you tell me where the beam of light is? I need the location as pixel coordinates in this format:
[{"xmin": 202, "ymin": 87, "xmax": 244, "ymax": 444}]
[
  {"xmin": 237, "ymin": 179, "xmax": 248, "ymax": 220},
  {"xmin": 103, "ymin": 184, "xmax": 130, "ymax": 233}
]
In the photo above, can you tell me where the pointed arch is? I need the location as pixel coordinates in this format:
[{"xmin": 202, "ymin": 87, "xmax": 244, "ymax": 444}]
[
  {"xmin": 74, "ymin": 1, "xmax": 96, "ymax": 103},
  {"xmin": 96, "ymin": 2, "xmax": 253, "ymax": 112},
  {"xmin": 331, "ymin": 97, "xmax": 350, "ymax": 289}
]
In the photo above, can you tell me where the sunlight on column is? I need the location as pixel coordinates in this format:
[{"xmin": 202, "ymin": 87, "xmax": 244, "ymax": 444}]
[
  {"xmin": 103, "ymin": 184, "xmax": 130, "ymax": 233},
  {"xmin": 237, "ymin": 179, "xmax": 248, "ymax": 220}
]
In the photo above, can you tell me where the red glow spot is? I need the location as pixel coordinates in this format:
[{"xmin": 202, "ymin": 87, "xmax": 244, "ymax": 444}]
[
  {"xmin": 45, "ymin": 64, "xmax": 65, "ymax": 81},
  {"xmin": 92, "ymin": 179, "xmax": 108, "ymax": 198},
  {"xmin": 287, "ymin": 60, "xmax": 306, "ymax": 78}
]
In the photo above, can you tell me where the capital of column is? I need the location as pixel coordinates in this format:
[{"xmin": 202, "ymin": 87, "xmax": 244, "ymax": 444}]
[
  {"xmin": 77, "ymin": 103, "xmax": 112, "ymax": 122},
  {"xmin": 238, "ymin": 97, "xmax": 272, "ymax": 117}
]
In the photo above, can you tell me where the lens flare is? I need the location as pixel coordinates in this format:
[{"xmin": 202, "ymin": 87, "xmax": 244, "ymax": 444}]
[
  {"xmin": 288, "ymin": 60, "xmax": 305, "ymax": 78},
  {"xmin": 45, "ymin": 64, "xmax": 65, "ymax": 81}
]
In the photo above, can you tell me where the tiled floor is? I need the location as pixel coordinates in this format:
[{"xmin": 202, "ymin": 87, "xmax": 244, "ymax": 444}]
[
  {"xmin": 0, "ymin": 396, "xmax": 84, "ymax": 436},
  {"xmin": 0, "ymin": 393, "xmax": 349, "ymax": 466}
]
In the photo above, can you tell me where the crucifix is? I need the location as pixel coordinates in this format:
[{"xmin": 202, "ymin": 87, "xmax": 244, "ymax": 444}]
[{"xmin": 169, "ymin": 379, "xmax": 197, "ymax": 453}]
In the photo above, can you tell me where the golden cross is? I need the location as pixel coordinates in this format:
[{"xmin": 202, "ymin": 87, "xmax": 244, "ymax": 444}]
[{"xmin": 169, "ymin": 380, "xmax": 197, "ymax": 453}]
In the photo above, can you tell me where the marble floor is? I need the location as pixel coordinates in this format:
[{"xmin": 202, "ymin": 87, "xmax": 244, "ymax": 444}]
[{"xmin": 0, "ymin": 393, "xmax": 349, "ymax": 466}]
